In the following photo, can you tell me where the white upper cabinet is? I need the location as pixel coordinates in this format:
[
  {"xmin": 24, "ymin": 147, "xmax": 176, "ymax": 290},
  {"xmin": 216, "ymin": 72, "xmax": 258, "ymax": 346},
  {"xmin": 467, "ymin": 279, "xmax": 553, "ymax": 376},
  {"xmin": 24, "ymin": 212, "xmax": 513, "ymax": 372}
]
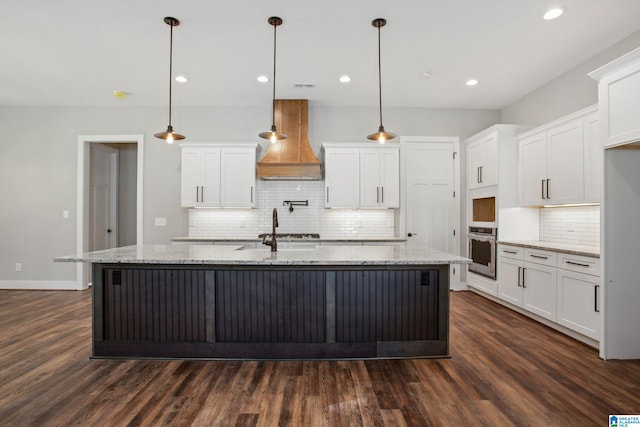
[
  {"xmin": 589, "ymin": 47, "xmax": 640, "ymax": 148},
  {"xmin": 518, "ymin": 105, "xmax": 598, "ymax": 206},
  {"xmin": 583, "ymin": 111, "xmax": 602, "ymax": 202},
  {"xmin": 360, "ymin": 148, "xmax": 400, "ymax": 208},
  {"xmin": 323, "ymin": 146, "xmax": 360, "ymax": 208},
  {"xmin": 220, "ymin": 149, "xmax": 256, "ymax": 208},
  {"xmin": 466, "ymin": 133, "xmax": 497, "ymax": 189},
  {"xmin": 323, "ymin": 143, "xmax": 400, "ymax": 209},
  {"xmin": 181, "ymin": 143, "xmax": 258, "ymax": 208},
  {"xmin": 181, "ymin": 147, "xmax": 221, "ymax": 207}
]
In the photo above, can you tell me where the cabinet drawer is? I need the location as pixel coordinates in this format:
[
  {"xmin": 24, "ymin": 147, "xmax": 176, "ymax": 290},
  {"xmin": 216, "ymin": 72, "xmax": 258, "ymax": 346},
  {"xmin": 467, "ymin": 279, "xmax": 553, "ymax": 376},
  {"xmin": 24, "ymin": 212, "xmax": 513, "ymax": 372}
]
[
  {"xmin": 498, "ymin": 245, "xmax": 524, "ymax": 260},
  {"xmin": 524, "ymin": 248, "xmax": 557, "ymax": 267},
  {"xmin": 558, "ymin": 253, "xmax": 600, "ymax": 276}
]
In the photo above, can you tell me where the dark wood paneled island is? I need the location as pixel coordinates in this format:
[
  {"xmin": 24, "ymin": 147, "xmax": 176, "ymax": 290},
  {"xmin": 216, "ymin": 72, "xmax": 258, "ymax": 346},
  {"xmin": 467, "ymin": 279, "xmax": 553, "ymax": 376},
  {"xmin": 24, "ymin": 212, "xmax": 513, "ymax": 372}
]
[{"xmin": 56, "ymin": 245, "xmax": 470, "ymax": 360}]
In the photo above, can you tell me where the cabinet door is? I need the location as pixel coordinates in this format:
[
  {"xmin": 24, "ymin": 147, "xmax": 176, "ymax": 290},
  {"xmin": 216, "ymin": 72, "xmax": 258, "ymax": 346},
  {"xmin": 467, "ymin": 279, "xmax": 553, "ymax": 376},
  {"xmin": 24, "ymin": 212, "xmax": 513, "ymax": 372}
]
[
  {"xmin": 480, "ymin": 134, "xmax": 497, "ymax": 187},
  {"xmin": 523, "ymin": 262, "xmax": 557, "ymax": 321},
  {"xmin": 378, "ymin": 149, "xmax": 400, "ymax": 207},
  {"xmin": 359, "ymin": 150, "xmax": 381, "ymax": 207},
  {"xmin": 324, "ymin": 149, "xmax": 360, "ymax": 208},
  {"xmin": 546, "ymin": 121, "xmax": 584, "ymax": 204},
  {"xmin": 519, "ymin": 133, "xmax": 547, "ymax": 206},
  {"xmin": 466, "ymin": 139, "xmax": 483, "ymax": 189},
  {"xmin": 557, "ymin": 269, "xmax": 600, "ymax": 340},
  {"xmin": 497, "ymin": 256, "xmax": 524, "ymax": 306},
  {"xmin": 220, "ymin": 149, "xmax": 255, "ymax": 207},
  {"xmin": 181, "ymin": 149, "xmax": 203, "ymax": 207},
  {"xmin": 201, "ymin": 149, "xmax": 221, "ymax": 206},
  {"xmin": 583, "ymin": 112, "xmax": 601, "ymax": 203}
]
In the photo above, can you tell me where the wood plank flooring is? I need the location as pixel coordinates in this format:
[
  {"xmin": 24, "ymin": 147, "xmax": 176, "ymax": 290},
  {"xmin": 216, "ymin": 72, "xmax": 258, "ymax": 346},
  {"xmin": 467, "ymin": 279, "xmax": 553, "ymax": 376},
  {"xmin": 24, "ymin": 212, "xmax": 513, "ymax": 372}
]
[{"xmin": 1, "ymin": 288, "xmax": 639, "ymax": 426}]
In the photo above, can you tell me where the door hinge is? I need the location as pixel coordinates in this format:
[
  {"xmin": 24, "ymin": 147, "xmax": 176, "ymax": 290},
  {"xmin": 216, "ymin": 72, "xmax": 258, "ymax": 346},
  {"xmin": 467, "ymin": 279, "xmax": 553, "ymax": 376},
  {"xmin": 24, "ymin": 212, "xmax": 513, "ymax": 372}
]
[
  {"xmin": 453, "ymin": 152, "xmax": 457, "ymax": 160},
  {"xmin": 453, "ymin": 190, "xmax": 456, "ymax": 198},
  {"xmin": 453, "ymin": 229, "xmax": 456, "ymax": 236}
]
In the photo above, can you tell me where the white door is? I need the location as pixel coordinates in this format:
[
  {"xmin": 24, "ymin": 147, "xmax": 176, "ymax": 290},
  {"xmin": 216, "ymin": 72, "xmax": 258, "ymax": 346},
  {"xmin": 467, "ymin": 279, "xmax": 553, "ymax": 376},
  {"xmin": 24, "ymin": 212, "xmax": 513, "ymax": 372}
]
[
  {"xmin": 403, "ymin": 139, "xmax": 459, "ymax": 288},
  {"xmin": 90, "ymin": 144, "xmax": 118, "ymax": 251}
]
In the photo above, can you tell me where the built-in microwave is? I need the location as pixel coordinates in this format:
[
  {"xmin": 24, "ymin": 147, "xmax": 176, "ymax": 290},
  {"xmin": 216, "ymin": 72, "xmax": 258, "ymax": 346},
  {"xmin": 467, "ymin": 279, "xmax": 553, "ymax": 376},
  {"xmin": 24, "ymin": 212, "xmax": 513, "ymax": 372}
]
[{"xmin": 468, "ymin": 226, "xmax": 497, "ymax": 279}]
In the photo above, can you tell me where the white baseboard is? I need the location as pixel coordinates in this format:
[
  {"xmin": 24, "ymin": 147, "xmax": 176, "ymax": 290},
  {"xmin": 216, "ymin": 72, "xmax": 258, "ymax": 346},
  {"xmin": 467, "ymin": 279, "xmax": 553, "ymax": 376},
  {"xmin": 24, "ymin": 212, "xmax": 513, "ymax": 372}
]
[{"xmin": 0, "ymin": 280, "xmax": 82, "ymax": 291}]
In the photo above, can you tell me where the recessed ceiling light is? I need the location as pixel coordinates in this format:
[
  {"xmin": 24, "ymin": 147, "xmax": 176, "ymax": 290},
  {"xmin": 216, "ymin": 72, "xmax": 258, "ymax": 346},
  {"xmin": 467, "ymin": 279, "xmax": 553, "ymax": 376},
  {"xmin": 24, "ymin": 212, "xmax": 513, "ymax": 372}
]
[
  {"xmin": 543, "ymin": 7, "xmax": 564, "ymax": 20},
  {"xmin": 175, "ymin": 75, "xmax": 188, "ymax": 83},
  {"xmin": 339, "ymin": 75, "xmax": 351, "ymax": 83},
  {"xmin": 257, "ymin": 75, "xmax": 269, "ymax": 83},
  {"xmin": 466, "ymin": 79, "xmax": 479, "ymax": 86}
]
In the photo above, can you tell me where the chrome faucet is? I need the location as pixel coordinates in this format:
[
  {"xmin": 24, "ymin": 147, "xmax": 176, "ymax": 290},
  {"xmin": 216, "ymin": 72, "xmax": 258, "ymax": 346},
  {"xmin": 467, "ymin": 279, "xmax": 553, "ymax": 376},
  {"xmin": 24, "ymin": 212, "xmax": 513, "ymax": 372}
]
[{"xmin": 262, "ymin": 208, "xmax": 279, "ymax": 252}]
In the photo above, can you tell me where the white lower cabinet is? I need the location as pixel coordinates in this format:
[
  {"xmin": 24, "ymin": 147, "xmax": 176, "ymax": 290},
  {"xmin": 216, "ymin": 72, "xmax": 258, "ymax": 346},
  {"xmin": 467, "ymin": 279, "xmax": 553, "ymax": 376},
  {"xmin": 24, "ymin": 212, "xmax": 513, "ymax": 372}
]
[
  {"xmin": 556, "ymin": 255, "xmax": 601, "ymax": 340},
  {"xmin": 497, "ymin": 246, "xmax": 557, "ymax": 321},
  {"xmin": 497, "ymin": 244, "xmax": 600, "ymax": 342}
]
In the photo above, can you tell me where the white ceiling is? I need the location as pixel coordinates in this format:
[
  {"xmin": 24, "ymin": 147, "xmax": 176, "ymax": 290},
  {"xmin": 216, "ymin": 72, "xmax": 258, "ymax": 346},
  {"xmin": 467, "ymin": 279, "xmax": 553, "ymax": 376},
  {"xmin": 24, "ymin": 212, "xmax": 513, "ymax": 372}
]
[{"xmin": 2, "ymin": 0, "xmax": 640, "ymax": 109}]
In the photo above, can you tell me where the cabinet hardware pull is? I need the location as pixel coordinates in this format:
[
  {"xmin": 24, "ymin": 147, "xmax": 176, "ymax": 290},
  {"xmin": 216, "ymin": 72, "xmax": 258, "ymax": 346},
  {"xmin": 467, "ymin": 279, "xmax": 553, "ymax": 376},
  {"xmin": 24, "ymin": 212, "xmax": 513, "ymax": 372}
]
[
  {"xmin": 595, "ymin": 284, "xmax": 600, "ymax": 312},
  {"xmin": 541, "ymin": 179, "xmax": 545, "ymax": 199},
  {"xmin": 503, "ymin": 250, "xmax": 518, "ymax": 254},
  {"xmin": 529, "ymin": 254, "xmax": 549, "ymax": 259},
  {"xmin": 479, "ymin": 166, "xmax": 483, "ymax": 183},
  {"xmin": 522, "ymin": 267, "xmax": 526, "ymax": 288},
  {"xmin": 326, "ymin": 187, "xmax": 329, "ymax": 203},
  {"xmin": 201, "ymin": 186, "xmax": 204, "ymax": 203},
  {"xmin": 566, "ymin": 260, "xmax": 590, "ymax": 267},
  {"xmin": 477, "ymin": 167, "xmax": 481, "ymax": 184},
  {"xmin": 546, "ymin": 178, "xmax": 551, "ymax": 199},
  {"xmin": 377, "ymin": 186, "xmax": 380, "ymax": 203},
  {"xmin": 381, "ymin": 186, "xmax": 384, "ymax": 203},
  {"xmin": 517, "ymin": 266, "xmax": 522, "ymax": 287},
  {"xmin": 250, "ymin": 186, "xmax": 253, "ymax": 203},
  {"xmin": 196, "ymin": 186, "xmax": 199, "ymax": 203}
]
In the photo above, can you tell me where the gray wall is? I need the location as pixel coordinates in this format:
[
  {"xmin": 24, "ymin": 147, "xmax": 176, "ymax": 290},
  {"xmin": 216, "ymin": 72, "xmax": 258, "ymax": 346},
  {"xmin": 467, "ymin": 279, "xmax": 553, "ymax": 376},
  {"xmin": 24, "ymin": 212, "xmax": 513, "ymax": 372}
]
[
  {"xmin": 0, "ymin": 105, "xmax": 499, "ymax": 283},
  {"xmin": 502, "ymin": 30, "xmax": 640, "ymax": 125}
]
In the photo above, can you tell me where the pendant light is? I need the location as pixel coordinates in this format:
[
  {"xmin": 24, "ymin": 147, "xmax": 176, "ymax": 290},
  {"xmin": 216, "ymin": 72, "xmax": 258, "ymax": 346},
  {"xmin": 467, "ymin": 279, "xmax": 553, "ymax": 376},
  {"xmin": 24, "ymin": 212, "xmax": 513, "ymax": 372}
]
[
  {"xmin": 154, "ymin": 16, "xmax": 185, "ymax": 144},
  {"xmin": 367, "ymin": 18, "xmax": 396, "ymax": 144},
  {"xmin": 259, "ymin": 16, "xmax": 288, "ymax": 144}
]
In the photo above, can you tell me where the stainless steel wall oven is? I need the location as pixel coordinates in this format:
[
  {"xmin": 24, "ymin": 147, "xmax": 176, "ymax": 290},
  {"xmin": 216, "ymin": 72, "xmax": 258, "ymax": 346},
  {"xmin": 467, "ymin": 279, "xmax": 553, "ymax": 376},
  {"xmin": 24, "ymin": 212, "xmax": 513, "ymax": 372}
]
[{"xmin": 468, "ymin": 226, "xmax": 497, "ymax": 279}]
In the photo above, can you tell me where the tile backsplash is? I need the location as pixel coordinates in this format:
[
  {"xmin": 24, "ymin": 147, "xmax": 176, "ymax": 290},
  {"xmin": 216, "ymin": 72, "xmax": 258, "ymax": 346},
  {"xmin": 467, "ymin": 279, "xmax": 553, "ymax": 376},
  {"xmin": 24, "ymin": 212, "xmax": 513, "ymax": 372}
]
[
  {"xmin": 539, "ymin": 205, "xmax": 600, "ymax": 247},
  {"xmin": 189, "ymin": 181, "xmax": 396, "ymax": 238}
]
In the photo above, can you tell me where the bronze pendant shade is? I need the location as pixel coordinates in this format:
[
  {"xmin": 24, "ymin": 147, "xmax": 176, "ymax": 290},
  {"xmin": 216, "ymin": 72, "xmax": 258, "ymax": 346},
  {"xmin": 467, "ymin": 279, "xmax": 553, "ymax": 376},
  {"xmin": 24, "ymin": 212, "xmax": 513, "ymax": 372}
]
[
  {"xmin": 154, "ymin": 16, "xmax": 185, "ymax": 143},
  {"xmin": 367, "ymin": 18, "xmax": 396, "ymax": 144},
  {"xmin": 259, "ymin": 16, "xmax": 288, "ymax": 144}
]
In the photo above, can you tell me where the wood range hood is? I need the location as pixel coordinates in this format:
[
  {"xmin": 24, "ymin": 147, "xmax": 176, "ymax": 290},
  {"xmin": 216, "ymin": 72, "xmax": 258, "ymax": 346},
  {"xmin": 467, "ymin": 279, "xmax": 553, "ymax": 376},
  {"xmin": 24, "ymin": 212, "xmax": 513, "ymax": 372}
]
[{"xmin": 257, "ymin": 99, "xmax": 322, "ymax": 180}]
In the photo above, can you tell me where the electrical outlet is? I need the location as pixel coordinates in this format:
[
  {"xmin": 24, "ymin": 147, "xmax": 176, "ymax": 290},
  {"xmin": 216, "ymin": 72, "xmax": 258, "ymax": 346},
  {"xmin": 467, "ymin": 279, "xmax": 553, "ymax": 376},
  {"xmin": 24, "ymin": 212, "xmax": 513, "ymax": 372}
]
[
  {"xmin": 15, "ymin": 263, "xmax": 22, "ymax": 272},
  {"xmin": 154, "ymin": 217, "xmax": 167, "ymax": 227}
]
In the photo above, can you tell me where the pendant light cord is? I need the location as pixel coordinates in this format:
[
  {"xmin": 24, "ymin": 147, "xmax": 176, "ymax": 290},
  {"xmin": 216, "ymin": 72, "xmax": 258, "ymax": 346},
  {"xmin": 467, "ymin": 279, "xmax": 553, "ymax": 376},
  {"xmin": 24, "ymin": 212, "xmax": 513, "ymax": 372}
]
[
  {"xmin": 168, "ymin": 21, "xmax": 174, "ymax": 128},
  {"xmin": 377, "ymin": 25, "xmax": 383, "ymax": 129},
  {"xmin": 271, "ymin": 22, "xmax": 277, "ymax": 129}
]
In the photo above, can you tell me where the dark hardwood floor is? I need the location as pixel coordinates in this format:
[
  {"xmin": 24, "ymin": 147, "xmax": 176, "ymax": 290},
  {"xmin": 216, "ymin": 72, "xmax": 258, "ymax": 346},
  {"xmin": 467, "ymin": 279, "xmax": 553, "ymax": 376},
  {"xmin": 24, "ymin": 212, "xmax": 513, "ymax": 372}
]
[{"xmin": 1, "ymin": 288, "xmax": 639, "ymax": 426}]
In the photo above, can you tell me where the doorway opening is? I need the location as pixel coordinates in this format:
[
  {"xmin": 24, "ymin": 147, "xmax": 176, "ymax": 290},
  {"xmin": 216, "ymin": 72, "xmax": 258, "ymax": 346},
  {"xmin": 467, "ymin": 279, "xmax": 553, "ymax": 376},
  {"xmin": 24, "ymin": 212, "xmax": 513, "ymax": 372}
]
[{"xmin": 77, "ymin": 135, "xmax": 144, "ymax": 290}]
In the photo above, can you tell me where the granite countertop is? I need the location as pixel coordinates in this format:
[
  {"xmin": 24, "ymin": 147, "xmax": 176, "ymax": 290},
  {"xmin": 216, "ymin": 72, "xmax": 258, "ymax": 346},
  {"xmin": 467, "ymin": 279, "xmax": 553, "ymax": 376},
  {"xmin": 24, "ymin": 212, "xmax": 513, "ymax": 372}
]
[
  {"xmin": 171, "ymin": 236, "xmax": 407, "ymax": 243},
  {"xmin": 498, "ymin": 240, "xmax": 600, "ymax": 258},
  {"xmin": 54, "ymin": 244, "xmax": 470, "ymax": 266}
]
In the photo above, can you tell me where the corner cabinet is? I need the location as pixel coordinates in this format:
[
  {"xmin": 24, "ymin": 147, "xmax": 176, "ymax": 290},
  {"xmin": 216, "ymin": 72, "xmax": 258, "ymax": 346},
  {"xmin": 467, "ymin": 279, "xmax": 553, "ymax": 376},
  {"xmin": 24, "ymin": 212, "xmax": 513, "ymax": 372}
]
[
  {"xmin": 322, "ymin": 143, "xmax": 400, "ymax": 209},
  {"xmin": 518, "ymin": 105, "xmax": 599, "ymax": 206},
  {"xmin": 180, "ymin": 143, "xmax": 258, "ymax": 208}
]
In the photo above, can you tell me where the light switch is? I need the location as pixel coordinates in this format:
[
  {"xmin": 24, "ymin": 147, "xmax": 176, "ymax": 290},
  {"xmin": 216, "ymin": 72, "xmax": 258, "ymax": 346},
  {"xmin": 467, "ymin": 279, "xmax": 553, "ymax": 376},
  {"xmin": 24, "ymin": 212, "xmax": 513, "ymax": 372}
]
[
  {"xmin": 154, "ymin": 217, "xmax": 167, "ymax": 226},
  {"xmin": 62, "ymin": 210, "xmax": 69, "ymax": 219}
]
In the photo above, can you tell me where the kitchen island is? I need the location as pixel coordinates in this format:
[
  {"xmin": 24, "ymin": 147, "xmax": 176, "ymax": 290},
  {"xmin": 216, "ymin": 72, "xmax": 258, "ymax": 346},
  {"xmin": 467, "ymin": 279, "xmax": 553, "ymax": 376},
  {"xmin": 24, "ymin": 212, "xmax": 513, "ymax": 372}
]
[{"xmin": 55, "ymin": 245, "xmax": 470, "ymax": 360}]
